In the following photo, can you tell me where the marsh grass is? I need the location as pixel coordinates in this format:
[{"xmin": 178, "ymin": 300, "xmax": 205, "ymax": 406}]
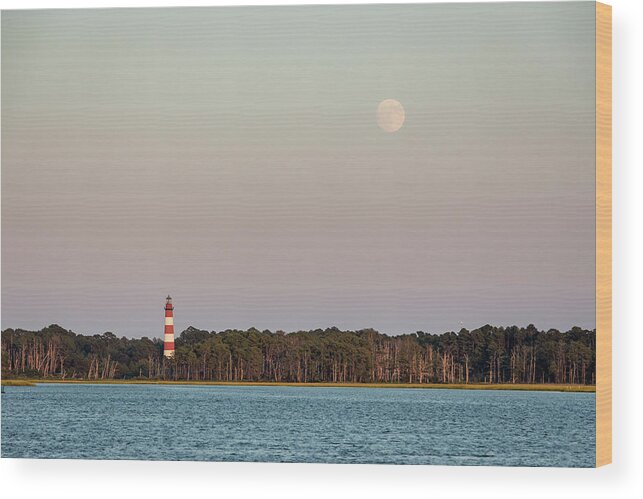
[
  {"xmin": 5, "ymin": 379, "xmax": 594, "ymax": 392},
  {"xmin": 1, "ymin": 379, "xmax": 37, "ymax": 386}
]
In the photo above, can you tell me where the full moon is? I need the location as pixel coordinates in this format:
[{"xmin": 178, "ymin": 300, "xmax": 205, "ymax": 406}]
[{"xmin": 377, "ymin": 99, "xmax": 405, "ymax": 133}]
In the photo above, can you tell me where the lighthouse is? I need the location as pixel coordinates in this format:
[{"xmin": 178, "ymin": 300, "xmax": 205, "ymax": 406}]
[{"xmin": 163, "ymin": 295, "xmax": 175, "ymax": 358}]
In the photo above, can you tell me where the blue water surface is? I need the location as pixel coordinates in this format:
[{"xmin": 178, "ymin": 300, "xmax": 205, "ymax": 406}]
[{"xmin": 1, "ymin": 384, "xmax": 595, "ymax": 466}]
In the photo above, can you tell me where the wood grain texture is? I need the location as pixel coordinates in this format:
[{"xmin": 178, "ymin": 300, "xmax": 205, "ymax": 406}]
[{"xmin": 596, "ymin": 1, "xmax": 612, "ymax": 468}]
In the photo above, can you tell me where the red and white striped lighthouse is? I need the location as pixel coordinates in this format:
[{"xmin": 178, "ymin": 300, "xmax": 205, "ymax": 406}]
[{"xmin": 163, "ymin": 295, "xmax": 175, "ymax": 358}]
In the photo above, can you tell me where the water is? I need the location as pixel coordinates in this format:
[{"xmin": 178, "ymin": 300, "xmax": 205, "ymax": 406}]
[{"xmin": 1, "ymin": 384, "xmax": 595, "ymax": 467}]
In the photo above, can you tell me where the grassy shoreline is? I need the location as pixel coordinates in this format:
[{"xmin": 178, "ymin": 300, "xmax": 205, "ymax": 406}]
[
  {"xmin": 1, "ymin": 379, "xmax": 38, "ymax": 387},
  {"xmin": 1, "ymin": 378, "xmax": 595, "ymax": 392}
]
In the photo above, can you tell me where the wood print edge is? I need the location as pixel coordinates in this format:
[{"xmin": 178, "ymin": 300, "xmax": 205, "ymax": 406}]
[{"xmin": 595, "ymin": 0, "xmax": 612, "ymax": 468}]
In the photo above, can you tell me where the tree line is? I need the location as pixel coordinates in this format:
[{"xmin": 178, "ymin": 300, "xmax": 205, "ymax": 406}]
[{"xmin": 1, "ymin": 323, "xmax": 595, "ymax": 385}]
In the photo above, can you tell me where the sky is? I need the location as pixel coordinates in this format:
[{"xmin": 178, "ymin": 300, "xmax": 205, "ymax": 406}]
[{"xmin": 2, "ymin": 3, "xmax": 596, "ymax": 338}]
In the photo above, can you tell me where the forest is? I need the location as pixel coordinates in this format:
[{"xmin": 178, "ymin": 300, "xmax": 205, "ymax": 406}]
[{"xmin": 1, "ymin": 324, "xmax": 595, "ymax": 385}]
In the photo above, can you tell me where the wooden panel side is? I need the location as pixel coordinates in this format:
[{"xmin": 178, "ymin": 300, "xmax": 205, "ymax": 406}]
[{"xmin": 596, "ymin": 1, "xmax": 612, "ymax": 468}]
